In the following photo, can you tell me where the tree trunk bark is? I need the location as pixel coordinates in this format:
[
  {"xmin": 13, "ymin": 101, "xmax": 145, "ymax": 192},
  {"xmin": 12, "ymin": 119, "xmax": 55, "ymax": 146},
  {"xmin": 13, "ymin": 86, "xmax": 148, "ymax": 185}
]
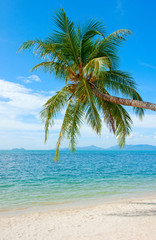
[{"xmin": 92, "ymin": 85, "xmax": 156, "ymax": 111}]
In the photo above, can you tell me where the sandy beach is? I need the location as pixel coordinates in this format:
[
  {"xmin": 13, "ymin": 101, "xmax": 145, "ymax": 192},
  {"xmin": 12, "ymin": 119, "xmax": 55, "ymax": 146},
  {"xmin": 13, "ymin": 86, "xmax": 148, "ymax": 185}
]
[{"xmin": 1, "ymin": 196, "xmax": 156, "ymax": 240}]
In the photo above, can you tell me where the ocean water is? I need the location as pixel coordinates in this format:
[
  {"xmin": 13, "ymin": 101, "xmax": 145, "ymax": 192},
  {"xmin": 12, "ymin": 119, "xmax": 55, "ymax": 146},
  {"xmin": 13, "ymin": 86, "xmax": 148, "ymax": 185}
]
[{"xmin": 0, "ymin": 150, "xmax": 156, "ymax": 210}]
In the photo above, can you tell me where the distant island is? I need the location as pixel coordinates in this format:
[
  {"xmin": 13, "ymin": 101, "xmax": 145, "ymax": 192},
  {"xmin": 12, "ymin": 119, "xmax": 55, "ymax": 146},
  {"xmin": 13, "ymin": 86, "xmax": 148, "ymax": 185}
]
[
  {"xmin": 10, "ymin": 145, "xmax": 156, "ymax": 151},
  {"xmin": 11, "ymin": 148, "xmax": 25, "ymax": 151},
  {"xmin": 107, "ymin": 144, "xmax": 156, "ymax": 151},
  {"xmin": 75, "ymin": 144, "xmax": 156, "ymax": 151}
]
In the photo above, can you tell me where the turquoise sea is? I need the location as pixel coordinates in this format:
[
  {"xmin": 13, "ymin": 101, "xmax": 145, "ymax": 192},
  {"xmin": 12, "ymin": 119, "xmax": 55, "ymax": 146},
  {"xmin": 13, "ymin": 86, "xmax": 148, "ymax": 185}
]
[{"xmin": 0, "ymin": 150, "xmax": 156, "ymax": 211}]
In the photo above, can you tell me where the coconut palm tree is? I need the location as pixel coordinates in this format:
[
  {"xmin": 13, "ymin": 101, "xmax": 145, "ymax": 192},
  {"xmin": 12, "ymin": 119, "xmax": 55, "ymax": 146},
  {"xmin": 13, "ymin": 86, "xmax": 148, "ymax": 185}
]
[{"xmin": 18, "ymin": 8, "xmax": 156, "ymax": 161}]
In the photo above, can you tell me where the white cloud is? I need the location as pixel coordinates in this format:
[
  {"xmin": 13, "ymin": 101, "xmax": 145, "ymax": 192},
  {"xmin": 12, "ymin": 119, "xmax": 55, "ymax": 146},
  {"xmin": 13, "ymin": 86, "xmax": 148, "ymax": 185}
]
[
  {"xmin": 17, "ymin": 74, "xmax": 41, "ymax": 83},
  {"xmin": 0, "ymin": 79, "xmax": 48, "ymax": 111},
  {"xmin": 0, "ymin": 79, "xmax": 51, "ymax": 129},
  {"xmin": 0, "ymin": 79, "xmax": 65, "ymax": 134},
  {"xmin": 29, "ymin": 75, "xmax": 41, "ymax": 82},
  {"xmin": 131, "ymin": 114, "xmax": 156, "ymax": 128},
  {"xmin": 139, "ymin": 62, "xmax": 156, "ymax": 70},
  {"xmin": 0, "ymin": 117, "xmax": 62, "ymax": 131}
]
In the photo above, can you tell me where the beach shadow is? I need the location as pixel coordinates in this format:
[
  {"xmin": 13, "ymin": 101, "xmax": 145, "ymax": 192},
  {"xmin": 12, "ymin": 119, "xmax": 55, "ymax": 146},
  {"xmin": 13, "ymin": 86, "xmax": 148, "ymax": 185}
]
[
  {"xmin": 107, "ymin": 209, "xmax": 156, "ymax": 217},
  {"xmin": 132, "ymin": 202, "xmax": 156, "ymax": 206},
  {"xmin": 106, "ymin": 202, "xmax": 156, "ymax": 217}
]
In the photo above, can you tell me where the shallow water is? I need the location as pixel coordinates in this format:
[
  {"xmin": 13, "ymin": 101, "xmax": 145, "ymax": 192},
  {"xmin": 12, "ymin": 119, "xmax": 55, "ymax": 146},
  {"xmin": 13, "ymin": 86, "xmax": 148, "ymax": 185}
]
[{"xmin": 0, "ymin": 150, "xmax": 156, "ymax": 210}]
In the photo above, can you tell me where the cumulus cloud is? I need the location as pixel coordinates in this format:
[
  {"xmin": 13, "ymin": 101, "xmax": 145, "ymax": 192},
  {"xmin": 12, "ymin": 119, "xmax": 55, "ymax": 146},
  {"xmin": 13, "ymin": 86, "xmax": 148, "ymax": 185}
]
[
  {"xmin": 0, "ymin": 79, "xmax": 51, "ymax": 129},
  {"xmin": 0, "ymin": 79, "xmax": 47, "ymax": 111},
  {"xmin": 17, "ymin": 74, "xmax": 41, "ymax": 83}
]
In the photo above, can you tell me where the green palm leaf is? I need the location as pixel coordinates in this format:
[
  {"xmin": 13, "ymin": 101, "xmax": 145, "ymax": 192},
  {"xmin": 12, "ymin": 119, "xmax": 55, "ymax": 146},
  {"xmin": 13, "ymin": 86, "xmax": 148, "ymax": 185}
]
[
  {"xmin": 84, "ymin": 56, "xmax": 112, "ymax": 79},
  {"xmin": 98, "ymin": 71, "xmax": 144, "ymax": 118},
  {"xmin": 67, "ymin": 100, "xmax": 84, "ymax": 151},
  {"xmin": 41, "ymin": 86, "xmax": 70, "ymax": 142},
  {"xmin": 54, "ymin": 98, "xmax": 73, "ymax": 162},
  {"xmin": 51, "ymin": 8, "xmax": 79, "ymax": 65},
  {"xmin": 81, "ymin": 79, "xmax": 102, "ymax": 134},
  {"xmin": 105, "ymin": 29, "xmax": 133, "ymax": 46},
  {"xmin": 97, "ymin": 99, "xmax": 132, "ymax": 147}
]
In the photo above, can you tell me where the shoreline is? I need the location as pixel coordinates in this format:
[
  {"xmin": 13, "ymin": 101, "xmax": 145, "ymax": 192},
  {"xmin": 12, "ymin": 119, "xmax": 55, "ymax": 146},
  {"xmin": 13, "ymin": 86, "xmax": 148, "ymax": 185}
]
[
  {"xmin": 1, "ymin": 194, "xmax": 156, "ymax": 240},
  {"xmin": 1, "ymin": 191, "xmax": 156, "ymax": 216}
]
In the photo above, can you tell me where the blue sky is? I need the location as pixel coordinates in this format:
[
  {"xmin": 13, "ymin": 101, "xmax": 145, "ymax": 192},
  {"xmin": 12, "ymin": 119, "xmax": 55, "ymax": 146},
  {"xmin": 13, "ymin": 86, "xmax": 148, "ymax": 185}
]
[{"xmin": 0, "ymin": 0, "xmax": 156, "ymax": 149}]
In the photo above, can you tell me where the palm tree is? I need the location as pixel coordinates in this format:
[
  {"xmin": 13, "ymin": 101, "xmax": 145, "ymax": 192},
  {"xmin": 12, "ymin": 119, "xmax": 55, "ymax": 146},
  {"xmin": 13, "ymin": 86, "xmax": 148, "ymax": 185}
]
[{"xmin": 18, "ymin": 8, "xmax": 156, "ymax": 161}]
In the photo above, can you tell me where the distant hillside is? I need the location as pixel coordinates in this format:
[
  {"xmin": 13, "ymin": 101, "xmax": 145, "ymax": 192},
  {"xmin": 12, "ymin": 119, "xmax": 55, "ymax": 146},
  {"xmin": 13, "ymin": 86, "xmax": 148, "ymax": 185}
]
[
  {"xmin": 10, "ymin": 145, "xmax": 156, "ymax": 151},
  {"xmin": 107, "ymin": 144, "xmax": 156, "ymax": 151},
  {"xmin": 77, "ymin": 145, "xmax": 105, "ymax": 151},
  {"xmin": 70, "ymin": 144, "xmax": 156, "ymax": 151},
  {"xmin": 75, "ymin": 144, "xmax": 156, "ymax": 151}
]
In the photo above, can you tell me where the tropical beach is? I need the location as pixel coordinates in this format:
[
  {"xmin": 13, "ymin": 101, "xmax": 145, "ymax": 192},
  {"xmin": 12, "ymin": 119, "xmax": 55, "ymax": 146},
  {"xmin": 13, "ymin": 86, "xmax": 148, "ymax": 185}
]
[
  {"xmin": 1, "ymin": 196, "xmax": 156, "ymax": 240},
  {"xmin": 0, "ymin": 0, "xmax": 156, "ymax": 239},
  {"xmin": 1, "ymin": 150, "xmax": 156, "ymax": 239}
]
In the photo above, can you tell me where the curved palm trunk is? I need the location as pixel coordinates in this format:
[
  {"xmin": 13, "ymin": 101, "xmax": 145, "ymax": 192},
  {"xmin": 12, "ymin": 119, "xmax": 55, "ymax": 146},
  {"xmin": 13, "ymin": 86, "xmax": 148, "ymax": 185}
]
[{"xmin": 92, "ymin": 85, "xmax": 156, "ymax": 111}]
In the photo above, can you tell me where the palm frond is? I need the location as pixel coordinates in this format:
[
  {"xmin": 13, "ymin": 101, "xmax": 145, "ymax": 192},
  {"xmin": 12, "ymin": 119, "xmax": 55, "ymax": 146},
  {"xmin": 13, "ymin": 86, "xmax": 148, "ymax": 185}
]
[
  {"xmin": 115, "ymin": 104, "xmax": 132, "ymax": 147},
  {"xmin": 18, "ymin": 39, "xmax": 51, "ymax": 57},
  {"xmin": 97, "ymin": 70, "xmax": 144, "ymax": 118},
  {"xmin": 78, "ymin": 19, "xmax": 106, "ymax": 63},
  {"xmin": 83, "ymin": 56, "xmax": 112, "ymax": 79},
  {"xmin": 51, "ymin": 8, "xmax": 79, "ymax": 66},
  {"xmin": 67, "ymin": 100, "xmax": 84, "ymax": 151},
  {"xmin": 86, "ymin": 38, "xmax": 119, "ymax": 69},
  {"xmin": 17, "ymin": 40, "xmax": 36, "ymax": 52},
  {"xmin": 85, "ymin": 30, "xmax": 132, "ymax": 69},
  {"xmin": 19, "ymin": 38, "xmax": 77, "ymax": 79},
  {"xmin": 31, "ymin": 61, "xmax": 72, "ymax": 80},
  {"xmin": 40, "ymin": 86, "xmax": 70, "ymax": 142},
  {"xmin": 97, "ymin": 99, "xmax": 132, "ymax": 147},
  {"xmin": 78, "ymin": 80, "xmax": 102, "ymax": 134},
  {"xmin": 54, "ymin": 98, "xmax": 73, "ymax": 161},
  {"xmin": 81, "ymin": 19, "xmax": 106, "ymax": 40},
  {"xmin": 105, "ymin": 29, "xmax": 132, "ymax": 46}
]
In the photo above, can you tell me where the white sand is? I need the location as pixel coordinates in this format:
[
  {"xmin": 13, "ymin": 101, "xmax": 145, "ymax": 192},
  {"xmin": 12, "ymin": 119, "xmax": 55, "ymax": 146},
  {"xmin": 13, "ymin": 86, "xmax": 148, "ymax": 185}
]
[{"xmin": 1, "ymin": 197, "xmax": 156, "ymax": 240}]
